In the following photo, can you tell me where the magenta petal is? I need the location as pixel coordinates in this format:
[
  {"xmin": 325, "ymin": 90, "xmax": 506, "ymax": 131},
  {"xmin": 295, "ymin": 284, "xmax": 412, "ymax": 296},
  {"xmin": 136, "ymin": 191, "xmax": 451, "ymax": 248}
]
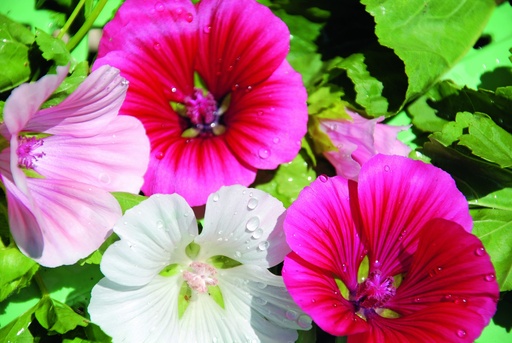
[
  {"xmin": 356, "ymin": 155, "xmax": 472, "ymax": 276},
  {"xmin": 15, "ymin": 178, "xmax": 121, "ymax": 267},
  {"xmin": 195, "ymin": 0, "xmax": 290, "ymax": 98},
  {"xmin": 34, "ymin": 116, "xmax": 149, "ymax": 193},
  {"xmin": 225, "ymin": 60, "xmax": 307, "ymax": 170},
  {"xmin": 142, "ymin": 136, "xmax": 256, "ymax": 207},
  {"xmin": 3, "ymin": 65, "xmax": 68, "ymax": 135},
  {"xmin": 386, "ymin": 219, "xmax": 498, "ymax": 340},
  {"xmin": 283, "ymin": 253, "xmax": 368, "ymax": 337},
  {"xmin": 284, "ymin": 176, "xmax": 365, "ymax": 288}
]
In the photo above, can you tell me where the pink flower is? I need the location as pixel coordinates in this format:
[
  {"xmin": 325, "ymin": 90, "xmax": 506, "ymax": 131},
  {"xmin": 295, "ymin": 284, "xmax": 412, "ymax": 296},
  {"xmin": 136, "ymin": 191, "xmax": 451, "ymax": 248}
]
[
  {"xmin": 93, "ymin": 0, "xmax": 308, "ymax": 206},
  {"xmin": 282, "ymin": 155, "xmax": 499, "ymax": 342},
  {"xmin": 0, "ymin": 65, "xmax": 150, "ymax": 267},
  {"xmin": 319, "ymin": 110, "xmax": 410, "ymax": 180}
]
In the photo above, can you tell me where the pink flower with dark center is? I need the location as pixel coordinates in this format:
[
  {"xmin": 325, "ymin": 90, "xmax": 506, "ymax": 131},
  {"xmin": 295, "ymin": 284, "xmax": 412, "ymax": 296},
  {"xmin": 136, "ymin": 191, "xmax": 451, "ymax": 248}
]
[
  {"xmin": 93, "ymin": 0, "xmax": 308, "ymax": 206},
  {"xmin": 282, "ymin": 154, "xmax": 499, "ymax": 342},
  {"xmin": 319, "ymin": 109, "xmax": 410, "ymax": 180},
  {"xmin": 0, "ymin": 65, "xmax": 150, "ymax": 267}
]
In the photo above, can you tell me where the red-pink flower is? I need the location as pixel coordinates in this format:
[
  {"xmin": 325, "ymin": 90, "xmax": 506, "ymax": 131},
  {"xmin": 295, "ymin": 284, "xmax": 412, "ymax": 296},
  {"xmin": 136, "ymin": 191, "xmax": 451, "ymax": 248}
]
[
  {"xmin": 320, "ymin": 110, "xmax": 410, "ymax": 180},
  {"xmin": 282, "ymin": 154, "xmax": 499, "ymax": 342},
  {"xmin": 93, "ymin": 0, "xmax": 308, "ymax": 206},
  {"xmin": 0, "ymin": 65, "xmax": 150, "ymax": 267}
]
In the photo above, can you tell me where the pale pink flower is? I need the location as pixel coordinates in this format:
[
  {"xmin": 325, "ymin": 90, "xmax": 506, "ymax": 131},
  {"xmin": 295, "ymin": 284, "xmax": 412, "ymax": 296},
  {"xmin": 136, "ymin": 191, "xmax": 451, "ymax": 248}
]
[{"xmin": 0, "ymin": 65, "xmax": 150, "ymax": 267}]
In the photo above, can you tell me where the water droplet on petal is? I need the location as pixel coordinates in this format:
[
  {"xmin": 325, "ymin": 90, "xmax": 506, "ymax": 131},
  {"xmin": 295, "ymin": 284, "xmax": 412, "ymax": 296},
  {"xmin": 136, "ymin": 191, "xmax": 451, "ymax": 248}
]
[
  {"xmin": 318, "ymin": 174, "xmax": 328, "ymax": 182},
  {"xmin": 257, "ymin": 241, "xmax": 269, "ymax": 251},
  {"xmin": 185, "ymin": 12, "xmax": 193, "ymax": 22},
  {"xmin": 257, "ymin": 110, "xmax": 264, "ymax": 116},
  {"xmin": 247, "ymin": 198, "xmax": 258, "ymax": 210},
  {"xmin": 285, "ymin": 310, "xmax": 298, "ymax": 320},
  {"xmin": 413, "ymin": 297, "xmax": 421, "ymax": 303},
  {"xmin": 234, "ymin": 251, "xmax": 242, "ymax": 258},
  {"xmin": 456, "ymin": 329, "xmax": 466, "ymax": 338},
  {"xmin": 203, "ymin": 25, "xmax": 211, "ymax": 33},
  {"xmin": 373, "ymin": 260, "xmax": 381, "ymax": 267},
  {"xmin": 297, "ymin": 314, "xmax": 311, "ymax": 329},
  {"xmin": 98, "ymin": 173, "xmax": 111, "ymax": 184},
  {"xmin": 156, "ymin": 220, "xmax": 164, "ymax": 230},
  {"xmin": 245, "ymin": 85, "xmax": 253, "ymax": 93},
  {"xmin": 246, "ymin": 217, "xmax": 259, "ymax": 232},
  {"xmin": 212, "ymin": 193, "xmax": 220, "ymax": 202},
  {"xmin": 384, "ymin": 165, "xmax": 391, "ymax": 172},
  {"xmin": 156, "ymin": 152, "xmax": 164, "ymax": 160},
  {"xmin": 341, "ymin": 263, "xmax": 347, "ymax": 272},
  {"xmin": 256, "ymin": 282, "xmax": 266, "ymax": 289},
  {"xmin": 251, "ymin": 228, "xmax": 264, "ymax": 239},
  {"xmin": 272, "ymin": 137, "xmax": 280, "ymax": 144},
  {"xmin": 155, "ymin": 2, "xmax": 164, "ymax": 11},
  {"xmin": 153, "ymin": 42, "xmax": 161, "ymax": 50},
  {"xmin": 475, "ymin": 247, "xmax": 485, "ymax": 256},
  {"xmin": 485, "ymin": 273, "xmax": 496, "ymax": 282},
  {"xmin": 258, "ymin": 148, "xmax": 270, "ymax": 159}
]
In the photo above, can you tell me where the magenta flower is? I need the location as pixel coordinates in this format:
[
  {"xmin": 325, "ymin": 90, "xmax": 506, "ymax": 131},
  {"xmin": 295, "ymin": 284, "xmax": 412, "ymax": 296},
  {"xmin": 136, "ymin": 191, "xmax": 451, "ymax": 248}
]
[
  {"xmin": 320, "ymin": 109, "xmax": 410, "ymax": 180},
  {"xmin": 93, "ymin": 0, "xmax": 308, "ymax": 206},
  {"xmin": 0, "ymin": 65, "xmax": 150, "ymax": 267},
  {"xmin": 282, "ymin": 154, "xmax": 499, "ymax": 342}
]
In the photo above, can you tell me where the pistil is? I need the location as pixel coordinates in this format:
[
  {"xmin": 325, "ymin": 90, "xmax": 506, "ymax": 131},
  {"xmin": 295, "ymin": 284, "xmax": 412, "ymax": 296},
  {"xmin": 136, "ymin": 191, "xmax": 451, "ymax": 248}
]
[{"xmin": 17, "ymin": 136, "xmax": 46, "ymax": 169}]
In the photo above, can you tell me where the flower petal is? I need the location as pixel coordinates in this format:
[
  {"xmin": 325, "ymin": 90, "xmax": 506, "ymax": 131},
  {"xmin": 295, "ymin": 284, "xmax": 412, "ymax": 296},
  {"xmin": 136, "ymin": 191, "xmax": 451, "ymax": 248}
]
[
  {"xmin": 283, "ymin": 252, "xmax": 368, "ymax": 337},
  {"xmin": 89, "ymin": 276, "xmax": 182, "ymax": 343},
  {"xmin": 10, "ymin": 178, "xmax": 121, "ymax": 267},
  {"xmin": 25, "ymin": 66, "xmax": 128, "ymax": 137},
  {"xmin": 385, "ymin": 218, "xmax": 498, "ymax": 340},
  {"xmin": 95, "ymin": 0, "xmax": 198, "ymax": 101},
  {"xmin": 101, "ymin": 194, "xmax": 198, "ymax": 286},
  {"xmin": 284, "ymin": 176, "xmax": 365, "ymax": 288},
  {"xmin": 196, "ymin": 185, "xmax": 289, "ymax": 268},
  {"xmin": 356, "ymin": 155, "xmax": 472, "ymax": 277},
  {"xmin": 33, "ymin": 115, "xmax": 149, "ymax": 193},
  {"xmin": 195, "ymin": 0, "xmax": 290, "ymax": 98},
  {"xmin": 142, "ymin": 135, "xmax": 256, "ymax": 206},
  {"xmin": 3, "ymin": 65, "xmax": 68, "ymax": 135},
  {"xmin": 224, "ymin": 60, "xmax": 308, "ymax": 170}
]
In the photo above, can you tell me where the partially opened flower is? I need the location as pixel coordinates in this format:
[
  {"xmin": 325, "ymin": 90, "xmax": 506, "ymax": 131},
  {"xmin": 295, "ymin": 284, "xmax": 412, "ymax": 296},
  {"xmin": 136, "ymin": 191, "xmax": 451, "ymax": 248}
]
[
  {"xmin": 89, "ymin": 185, "xmax": 311, "ymax": 342},
  {"xmin": 319, "ymin": 109, "xmax": 410, "ymax": 180},
  {"xmin": 0, "ymin": 65, "xmax": 150, "ymax": 267},
  {"xmin": 282, "ymin": 154, "xmax": 499, "ymax": 342},
  {"xmin": 93, "ymin": 0, "xmax": 308, "ymax": 206}
]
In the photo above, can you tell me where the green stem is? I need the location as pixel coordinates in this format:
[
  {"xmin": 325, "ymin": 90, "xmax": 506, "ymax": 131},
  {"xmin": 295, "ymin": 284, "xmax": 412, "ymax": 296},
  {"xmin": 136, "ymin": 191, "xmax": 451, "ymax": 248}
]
[
  {"xmin": 34, "ymin": 271, "xmax": 49, "ymax": 297},
  {"xmin": 66, "ymin": 0, "xmax": 109, "ymax": 52},
  {"xmin": 335, "ymin": 336, "xmax": 348, "ymax": 343},
  {"xmin": 57, "ymin": 0, "xmax": 87, "ymax": 40}
]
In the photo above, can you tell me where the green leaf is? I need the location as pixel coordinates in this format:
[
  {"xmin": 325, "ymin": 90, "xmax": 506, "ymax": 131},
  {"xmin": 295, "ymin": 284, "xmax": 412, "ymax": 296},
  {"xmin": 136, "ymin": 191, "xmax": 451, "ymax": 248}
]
[
  {"xmin": 361, "ymin": 0, "xmax": 496, "ymax": 102},
  {"xmin": 0, "ymin": 302, "xmax": 38, "ymax": 342},
  {"xmin": 111, "ymin": 192, "xmax": 147, "ymax": 214},
  {"xmin": 35, "ymin": 295, "xmax": 89, "ymax": 334},
  {"xmin": 254, "ymin": 150, "xmax": 315, "ymax": 208},
  {"xmin": 0, "ymin": 14, "xmax": 34, "ymax": 92},
  {"xmin": 35, "ymin": 28, "xmax": 71, "ymax": 66},
  {"xmin": 79, "ymin": 232, "xmax": 118, "ymax": 265},
  {"xmin": 0, "ymin": 244, "xmax": 39, "ymax": 302},
  {"xmin": 296, "ymin": 324, "xmax": 316, "ymax": 343}
]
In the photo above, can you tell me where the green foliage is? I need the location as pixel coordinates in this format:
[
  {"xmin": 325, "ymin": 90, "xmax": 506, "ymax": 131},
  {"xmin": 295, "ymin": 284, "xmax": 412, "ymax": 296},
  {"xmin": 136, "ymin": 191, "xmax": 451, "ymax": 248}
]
[
  {"xmin": 0, "ymin": 244, "xmax": 39, "ymax": 302},
  {"xmin": 35, "ymin": 295, "xmax": 89, "ymax": 334},
  {"xmin": 111, "ymin": 192, "xmax": 147, "ymax": 214}
]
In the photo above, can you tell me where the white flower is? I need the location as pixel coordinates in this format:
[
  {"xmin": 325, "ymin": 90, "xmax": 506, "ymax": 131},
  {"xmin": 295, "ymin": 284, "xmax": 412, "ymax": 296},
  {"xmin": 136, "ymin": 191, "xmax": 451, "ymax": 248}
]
[{"xmin": 89, "ymin": 185, "xmax": 311, "ymax": 342}]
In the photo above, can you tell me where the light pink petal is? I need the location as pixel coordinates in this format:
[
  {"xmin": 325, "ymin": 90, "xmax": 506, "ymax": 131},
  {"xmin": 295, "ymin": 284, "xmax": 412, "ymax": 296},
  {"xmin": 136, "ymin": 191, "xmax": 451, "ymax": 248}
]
[
  {"xmin": 386, "ymin": 219, "xmax": 498, "ymax": 335},
  {"xmin": 11, "ymin": 178, "xmax": 121, "ymax": 267},
  {"xmin": 284, "ymin": 175, "xmax": 365, "ymax": 289},
  {"xmin": 101, "ymin": 194, "xmax": 198, "ymax": 287},
  {"xmin": 141, "ymin": 134, "xmax": 256, "ymax": 207},
  {"xmin": 95, "ymin": 0, "xmax": 198, "ymax": 102},
  {"xmin": 283, "ymin": 252, "xmax": 368, "ymax": 337},
  {"xmin": 33, "ymin": 115, "xmax": 149, "ymax": 193},
  {"xmin": 25, "ymin": 66, "xmax": 128, "ymax": 137},
  {"xmin": 195, "ymin": 0, "xmax": 290, "ymax": 98},
  {"xmin": 196, "ymin": 185, "xmax": 289, "ymax": 268},
  {"xmin": 3, "ymin": 65, "xmax": 69, "ymax": 135},
  {"xmin": 356, "ymin": 155, "xmax": 472, "ymax": 277},
  {"xmin": 373, "ymin": 121, "xmax": 411, "ymax": 157},
  {"xmin": 224, "ymin": 60, "xmax": 308, "ymax": 170}
]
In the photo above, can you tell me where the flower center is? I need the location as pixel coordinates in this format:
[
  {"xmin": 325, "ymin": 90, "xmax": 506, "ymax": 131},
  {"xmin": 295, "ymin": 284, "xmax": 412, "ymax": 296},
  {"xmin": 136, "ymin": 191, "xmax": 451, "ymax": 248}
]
[
  {"xmin": 353, "ymin": 270, "xmax": 396, "ymax": 318},
  {"xmin": 180, "ymin": 88, "xmax": 227, "ymax": 137},
  {"xmin": 17, "ymin": 136, "xmax": 46, "ymax": 169},
  {"xmin": 182, "ymin": 261, "xmax": 218, "ymax": 293}
]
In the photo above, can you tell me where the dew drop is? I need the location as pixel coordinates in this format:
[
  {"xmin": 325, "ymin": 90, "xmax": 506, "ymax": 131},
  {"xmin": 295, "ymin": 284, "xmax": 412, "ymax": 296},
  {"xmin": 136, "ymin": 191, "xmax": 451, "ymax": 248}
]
[
  {"xmin": 429, "ymin": 266, "xmax": 443, "ymax": 277},
  {"xmin": 456, "ymin": 329, "xmax": 466, "ymax": 338},
  {"xmin": 203, "ymin": 25, "xmax": 212, "ymax": 33},
  {"xmin": 231, "ymin": 83, "xmax": 240, "ymax": 91},
  {"xmin": 257, "ymin": 241, "xmax": 269, "ymax": 251},
  {"xmin": 185, "ymin": 12, "xmax": 193, "ymax": 23},
  {"xmin": 285, "ymin": 309, "xmax": 298, "ymax": 320},
  {"xmin": 153, "ymin": 42, "xmax": 161, "ymax": 50},
  {"xmin": 384, "ymin": 165, "xmax": 391, "ymax": 172},
  {"xmin": 155, "ymin": 2, "xmax": 164, "ymax": 11},
  {"xmin": 212, "ymin": 193, "xmax": 220, "ymax": 202},
  {"xmin": 156, "ymin": 220, "xmax": 164, "ymax": 230},
  {"xmin": 234, "ymin": 251, "xmax": 242, "ymax": 258},
  {"xmin": 171, "ymin": 87, "xmax": 177, "ymax": 93},
  {"xmin": 245, "ymin": 85, "xmax": 253, "ymax": 93},
  {"xmin": 98, "ymin": 173, "xmax": 111, "ymax": 184},
  {"xmin": 246, "ymin": 216, "xmax": 260, "ymax": 232},
  {"xmin": 413, "ymin": 297, "xmax": 421, "ymax": 303},
  {"xmin": 373, "ymin": 260, "xmax": 381, "ymax": 267},
  {"xmin": 311, "ymin": 298, "xmax": 316, "ymax": 303},
  {"xmin": 120, "ymin": 79, "xmax": 129, "ymax": 87},
  {"xmin": 156, "ymin": 152, "xmax": 164, "ymax": 160},
  {"xmin": 318, "ymin": 174, "xmax": 328, "ymax": 183},
  {"xmin": 272, "ymin": 137, "xmax": 280, "ymax": 144},
  {"xmin": 484, "ymin": 273, "xmax": 496, "ymax": 282},
  {"xmin": 252, "ymin": 228, "xmax": 264, "ymax": 239},
  {"xmin": 258, "ymin": 148, "xmax": 270, "ymax": 159},
  {"xmin": 256, "ymin": 282, "xmax": 267, "ymax": 289},
  {"xmin": 247, "ymin": 198, "xmax": 259, "ymax": 210},
  {"xmin": 297, "ymin": 314, "xmax": 311, "ymax": 329},
  {"xmin": 474, "ymin": 247, "xmax": 485, "ymax": 256},
  {"xmin": 257, "ymin": 110, "xmax": 264, "ymax": 116}
]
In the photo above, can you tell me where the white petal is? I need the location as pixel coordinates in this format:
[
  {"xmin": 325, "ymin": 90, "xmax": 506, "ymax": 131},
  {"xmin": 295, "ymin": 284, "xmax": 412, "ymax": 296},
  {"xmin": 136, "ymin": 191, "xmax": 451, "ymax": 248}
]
[
  {"xmin": 101, "ymin": 194, "xmax": 198, "ymax": 286},
  {"xmin": 89, "ymin": 275, "xmax": 182, "ymax": 343},
  {"xmin": 197, "ymin": 185, "xmax": 290, "ymax": 268}
]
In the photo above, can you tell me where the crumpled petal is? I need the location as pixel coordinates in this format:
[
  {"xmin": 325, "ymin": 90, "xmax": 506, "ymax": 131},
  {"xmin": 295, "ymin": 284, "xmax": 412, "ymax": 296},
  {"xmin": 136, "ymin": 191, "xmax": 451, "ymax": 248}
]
[{"xmin": 196, "ymin": 185, "xmax": 289, "ymax": 268}]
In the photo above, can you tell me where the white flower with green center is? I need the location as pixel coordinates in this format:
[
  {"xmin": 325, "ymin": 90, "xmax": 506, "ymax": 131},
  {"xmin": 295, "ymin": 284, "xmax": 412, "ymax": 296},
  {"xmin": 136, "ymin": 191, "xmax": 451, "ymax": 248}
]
[{"xmin": 89, "ymin": 185, "xmax": 311, "ymax": 342}]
